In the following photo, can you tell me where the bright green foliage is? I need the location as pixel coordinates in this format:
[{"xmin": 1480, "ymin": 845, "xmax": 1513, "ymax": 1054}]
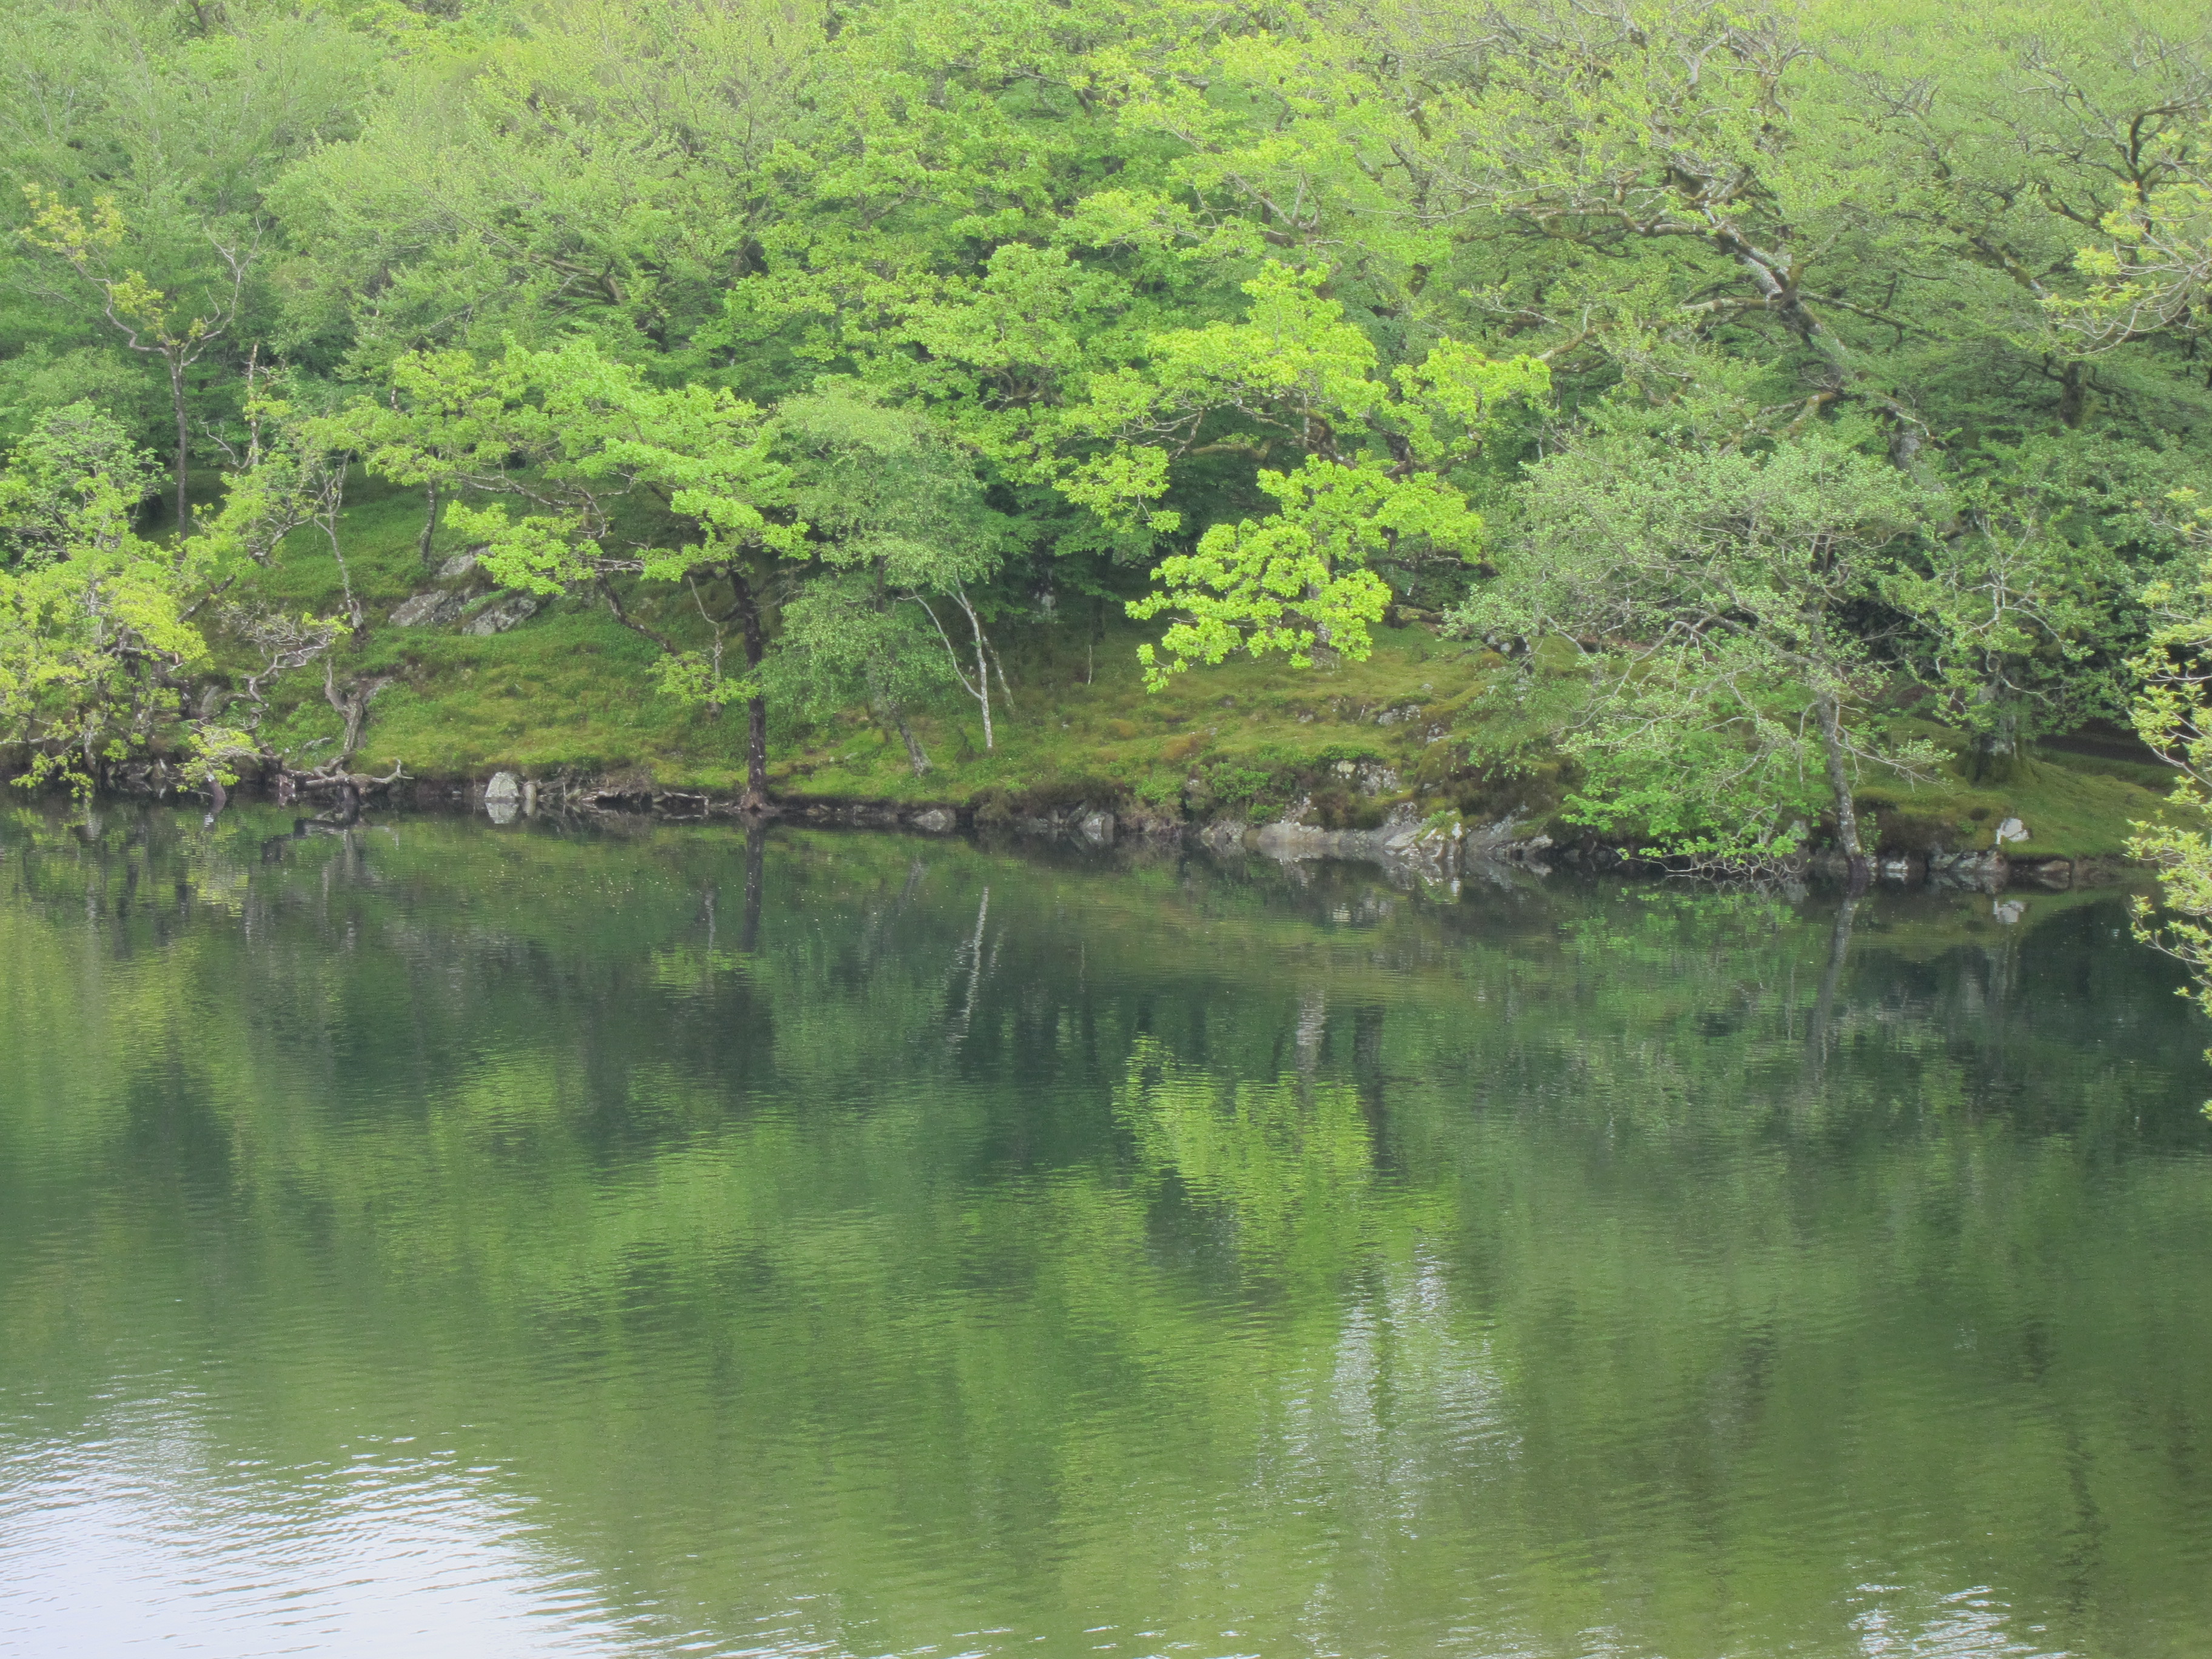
[
  {"xmin": 0, "ymin": 401, "xmax": 163, "ymax": 567},
  {"xmin": 2127, "ymin": 487, "xmax": 2212, "ymax": 1104},
  {"xmin": 1085, "ymin": 264, "xmax": 1547, "ymax": 683},
  {"xmin": 335, "ymin": 339, "xmax": 802, "ymax": 710},
  {"xmin": 0, "ymin": 408, "xmax": 221, "ymax": 792},
  {"xmin": 1130, "ymin": 461, "xmax": 1438, "ymax": 683}
]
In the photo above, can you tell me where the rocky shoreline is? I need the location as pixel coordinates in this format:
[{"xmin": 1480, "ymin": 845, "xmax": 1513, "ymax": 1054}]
[
  {"xmin": 41, "ymin": 754, "xmax": 2135, "ymax": 895},
  {"xmin": 375, "ymin": 768, "xmax": 2131, "ymax": 896}
]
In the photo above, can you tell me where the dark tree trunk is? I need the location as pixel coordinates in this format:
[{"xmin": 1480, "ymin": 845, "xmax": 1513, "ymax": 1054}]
[
  {"xmin": 418, "ymin": 480, "xmax": 441, "ymax": 569},
  {"xmin": 169, "ymin": 359, "xmax": 192, "ymax": 534},
  {"xmin": 2058, "ymin": 360, "xmax": 2089, "ymax": 429},
  {"xmin": 894, "ymin": 708, "xmax": 931, "ymax": 776},
  {"xmin": 1968, "ymin": 696, "xmax": 2029, "ymax": 785},
  {"xmin": 731, "ymin": 568, "xmax": 769, "ymax": 811}
]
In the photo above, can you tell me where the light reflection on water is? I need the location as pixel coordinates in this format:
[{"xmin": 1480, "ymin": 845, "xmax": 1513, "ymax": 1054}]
[{"xmin": 1, "ymin": 805, "xmax": 2208, "ymax": 1658}]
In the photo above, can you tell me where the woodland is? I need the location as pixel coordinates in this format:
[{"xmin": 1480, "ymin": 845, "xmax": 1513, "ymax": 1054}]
[{"xmin": 7, "ymin": 0, "xmax": 2212, "ymax": 919}]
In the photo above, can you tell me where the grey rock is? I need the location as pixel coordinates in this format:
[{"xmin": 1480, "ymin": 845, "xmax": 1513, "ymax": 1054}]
[
  {"xmin": 1327, "ymin": 758, "xmax": 1401, "ymax": 796},
  {"xmin": 484, "ymin": 771, "xmax": 521, "ymax": 825},
  {"xmin": 1078, "ymin": 810, "xmax": 1116, "ymax": 845},
  {"xmin": 911, "ymin": 808, "xmax": 956, "ymax": 833},
  {"xmin": 391, "ymin": 589, "xmax": 471, "ymax": 628},
  {"xmin": 1929, "ymin": 850, "xmax": 2006, "ymax": 892},
  {"xmin": 438, "ymin": 549, "xmax": 483, "ymax": 581},
  {"xmin": 463, "ymin": 594, "xmax": 541, "ymax": 635},
  {"xmin": 1995, "ymin": 816, "xmax": 2029, "ymax": 845}
]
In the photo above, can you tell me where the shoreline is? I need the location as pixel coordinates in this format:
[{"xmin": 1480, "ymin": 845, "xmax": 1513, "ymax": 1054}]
[{"xmin": 36, "ymin": 764, "xmax": 2140, "ymax": 898}]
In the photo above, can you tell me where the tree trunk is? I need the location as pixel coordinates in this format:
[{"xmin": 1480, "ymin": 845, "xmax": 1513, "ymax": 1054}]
[
  {"xmin": 169, "ymin": 357, "xmax": 192, "ymax": 534},
  {"xmin": 893, "ymin": 708, "xmax": 931, "ymax": 776},
  {"xmin": 953, "ymin": 586, "xmax": 993, "ymax": 751},
  {"xmin": 2058, "ymin": 360, "xmax": 2089, "ymax": 429},
  {"xmin": 973, "ymin": 626, "xmax": 993, "ymax": 751},
  {"xmin": 1814, "ymin": 691, "xmax": 1869, "ymax": 891},
  {"xmin": 418, "ymin": 480, "xmax": 441, "ymax": 569},
  {"xmin": 732, "ymin": 568, "xmax": 770, "ymax": 811},
  {"xmin": 1968, "ymin": 695, "xmax": 2028, "ymax": 785},
  {"xmin": 325, "ymin": 668, "xmax": 394, "ymax": 763}
]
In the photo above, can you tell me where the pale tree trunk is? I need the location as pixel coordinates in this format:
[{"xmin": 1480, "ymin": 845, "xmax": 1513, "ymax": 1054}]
[
  {"xmin": 955, "ymin": 585, "xmax": 993, "ymax": 751},
  {"xmin": 915, "ymin": 589, "xmax": 1000, "ymax": 752},
  {"xmin": 1814, "ymin": 691, "xmax": 1869, "ymax": 891}
]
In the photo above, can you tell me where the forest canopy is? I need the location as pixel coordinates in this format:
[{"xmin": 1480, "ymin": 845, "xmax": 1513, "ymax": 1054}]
[{"xmin": 4, "ymin": 0, "xmax": 2212, "ymax": 881}]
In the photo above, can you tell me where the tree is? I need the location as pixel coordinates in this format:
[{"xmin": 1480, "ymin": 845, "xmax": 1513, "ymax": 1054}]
[
  {"xmin": 269, "ymin": 0, "xmax": 818, "ymax": 380},
  {"xmin": 2124, "ymin": 485, "xmax": 2212, "ymax": 1110},
  {"xmin": 341, "ymin": 339, "xmax": 803, "ymax": 806},
  {"xmin": 764, "ymin": 577, "xmax": 957, "ymax": 774},
  {"xmin": 776, "ymin": 384, "xmax": 1016, "ymax": 756},
  {"xmin": 1882, "ymin": 444, "xmax": 2133, "ymax": 783},
  {"xmin": 18, "ymin": 190, "xmax": 252, "ymax": 533},
  {"xmin": 1058, "ymin": 262, "xmax": 1547, "ymax": 685},
  {"xmin": 1456, "ymin": 379, "xmax": 1941, "ymax": 881},
  {"xmin": 0, "ymin": 401, "xmax": 163, "ymax": 566},
  {"xmin": 0, "ymin": 405, "xmax": 222, "ymax": 793}
]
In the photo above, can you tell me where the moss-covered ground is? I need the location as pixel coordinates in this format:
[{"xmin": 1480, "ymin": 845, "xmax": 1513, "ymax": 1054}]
[{"xmin": 226, "ymin": 473, "xmax": 2191, "ymax": 859}]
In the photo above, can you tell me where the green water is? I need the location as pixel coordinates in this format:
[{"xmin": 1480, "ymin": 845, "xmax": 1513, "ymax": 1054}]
[{"xmin": 2, "ymin": 806, "xmax": 2210, "ymax": 1658}]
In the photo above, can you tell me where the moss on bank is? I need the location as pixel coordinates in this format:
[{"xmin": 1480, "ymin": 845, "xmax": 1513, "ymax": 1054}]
[{"xmin": 215, "ymin": 475, "xmax": 2189, "ymax": 860}]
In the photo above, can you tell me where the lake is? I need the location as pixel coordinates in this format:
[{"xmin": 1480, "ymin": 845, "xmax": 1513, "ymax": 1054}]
[{"xmin": 2, "ymin": 805, "xmax": 2209, "ymax": 1658}]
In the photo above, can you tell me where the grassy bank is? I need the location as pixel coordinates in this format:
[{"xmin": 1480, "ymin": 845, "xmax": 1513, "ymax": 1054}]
[{"xmin": 228, "ymin": 475, "xmax": 2187, "ymax": 860}]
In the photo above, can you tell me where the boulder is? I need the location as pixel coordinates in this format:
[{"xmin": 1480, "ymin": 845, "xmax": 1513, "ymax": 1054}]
[
  {"xmin": 483, "ymin": 771, "xmax": 521, "ymax": 825},
  {"xmin": 1078, "ymin": 810, "xmax": 1116, "ymax": 845},
  {"xmin": 1995, "ymin": 816, "xmax": 2029, "ymax": 846},
  {"xmin": 390, "ymin": 589, "xmax": 471, "ymax": 628},
  {"xmin": 911, "ymin": 808, "xmax": 956, "ymax": 834},
  {"xmin": 1928, "ymin": 849, "xmax": 2006, "ymax": 891},
  {"xmin": 463, "ymin": 594, "xmax": 540, "ymax": 636},
  {"xmin": 1329, "ymin": 758, "xmax": 1401, "ymax": 796}
]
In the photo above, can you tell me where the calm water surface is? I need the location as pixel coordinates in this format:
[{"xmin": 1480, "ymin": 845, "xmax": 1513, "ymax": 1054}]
[{"xmin": 2, "ymin": 805, "xmax": 2210, "ymax": 1658}]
